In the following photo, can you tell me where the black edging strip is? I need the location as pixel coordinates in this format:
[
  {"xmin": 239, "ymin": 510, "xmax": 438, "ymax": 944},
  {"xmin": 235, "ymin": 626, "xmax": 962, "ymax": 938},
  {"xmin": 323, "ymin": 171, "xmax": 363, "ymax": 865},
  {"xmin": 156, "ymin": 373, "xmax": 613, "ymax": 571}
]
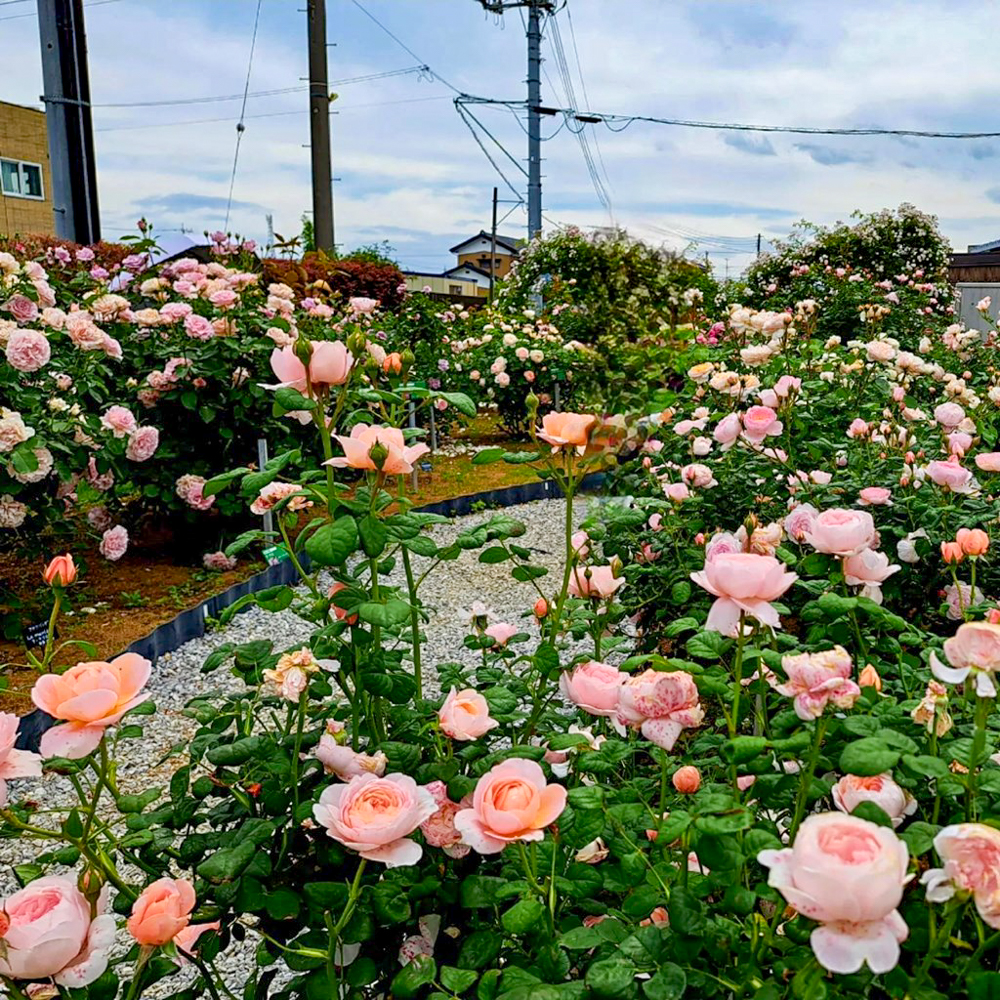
[{"xmin": 16, "ymin": 474, "xmax": 605, "ymax": 750}]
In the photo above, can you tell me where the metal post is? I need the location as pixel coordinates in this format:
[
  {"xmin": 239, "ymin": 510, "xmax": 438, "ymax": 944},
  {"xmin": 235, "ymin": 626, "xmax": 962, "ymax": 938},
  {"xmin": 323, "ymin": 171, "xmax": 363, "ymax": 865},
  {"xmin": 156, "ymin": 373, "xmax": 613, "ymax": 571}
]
[
  {"xmin": 756, "ymin": 232, "xmax": 761, "ymax": 257},
  {"xmin": 554, "ymin": 381, "xmax": 561, "ymax": 411},
  {"xmin": 407, "ymin": 400, "xmax": 419, "ymax": 492},
  {"xmin": 257, "ymin": 438, "xmax": 273, "ymax": 538},
  {"xmin": 489, "ymin": 186, "xmax": 498, "ymax": 303},
  {"xmin": 36, "ymin": 0, "xmax": 101, "ymax": 243},
  {"xmin": 307, "ymin": 0, "xmax": 335, "ymax": 253},
  {"xmin": 429, "ymin": 404, "xmax": 438, "ymax": 454},
  {"xmin": 526, "ymin": 1, "xmax": 543, "ymax": 240}
]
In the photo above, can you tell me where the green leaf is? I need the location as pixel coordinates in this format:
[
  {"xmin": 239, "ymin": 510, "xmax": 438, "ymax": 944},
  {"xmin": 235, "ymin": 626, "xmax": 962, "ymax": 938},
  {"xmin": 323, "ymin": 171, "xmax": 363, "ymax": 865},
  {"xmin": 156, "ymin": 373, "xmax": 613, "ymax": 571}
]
[
  {"xmin": 196, "ymin": 840, "xmax": 257, "ymax": 883},
  {"xmin": 472, "ymin": 447, "xmax": 505, "ymax": 465},
  {"xmin": 901, "ymin": 754, "xmax": 950, "ymax": 779},
  {"xmin": 441, "ymin": 967, "xmax": 479, "ymax": 993},
  {"xmin": 817, "ymin": 592, "xmax": 858, "ymax": 617},
  {"xmin": 372, "ymin": 881, "xmax": 412, "ymax": 924},
  {"xmin": 207, "ymin": 737, "xmax": 264, "ymax": 767},
  {"xmin": 839, "ymin": 737, "xmax": 900, "ymax": 777},
  {"xmin": 479, "ymin": 546, "xmax": 510, "ymax": 564},
  {"xmin": 255, "ymin": 585, "xmax": 294, "ymax": 613},
  {"xmin": 458, "ymin": 930, "xmax": 501, "ymax": 970},
  {"xmin": 686, "ymin": 631, "xmax": 729, "ymax": 660},
  {"xmin": 404, "ymin": 535, "xmax": 439, "ymax": 557},
  {"xmin": 305, "ymin": 517, "xmax": 358, "ymax": 566},
  {"xmin": 391, "ymin": 955, "xmax": 437, "ymax": 999},
  {"xmin": 559, "ymin": 925, "xmax": 603, "ymax": 949},
  {"xmin": 585, "ymin": 957, "xmax": 636, "ymax": 998},
  {"xmin": 567, "ymin": 786, "xmax": 603, "ymax": 811},
  {"xmin": 670, "ymin": 581, "xmax": 691, "ymax": 603},
  {"xmin": 357, "ymin": 599, "xmax": 411, "ymax": 627},
  {"xmin": 358, "ymin": 515, "xmax": 388, "ymax": 558},
  {"xmin": 274, "ymin": 387, "xmax": 316, "ymax": 412},
  {"xmin": 202, "ymin": 467, "xmax": 251, "ymax": 498},
  {"xmin": 437, "ymin": 391, "xmax": 477, "ymax": 417},
  {"xmin": 900, "ymin": 821, "xmax": 941, "ymax": 856},
  {"xmin": 719, "ymin": 736, "xmax": 767, "ymax": 765},
  {"xmin": 644, "ymin": 964, "xmax": 687, "ymax": 1000},
  {"xmin": 264, "ymin": 888, "xmax": 301, "ymax": 920},
  {"xmin": 501, "ymin": 897, "xmax": 545, "ymax": 935},
  {"xmin": 850, "ymin": 801, "xmax": 893, "ymax": 827}
]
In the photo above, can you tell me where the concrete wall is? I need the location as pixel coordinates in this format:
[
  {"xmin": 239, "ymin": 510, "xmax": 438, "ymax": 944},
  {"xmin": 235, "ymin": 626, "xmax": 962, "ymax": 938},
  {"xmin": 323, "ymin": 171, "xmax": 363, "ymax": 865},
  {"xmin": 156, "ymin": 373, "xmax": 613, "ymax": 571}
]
[
  {"xmin": 0, "ymin": 102, "xmax": 54, "ymax": 237},
  {"xmin": 403, "ymin": 273, "xmax": 488, "ymax": 298},
  {"xmin": 955, "ymin": 283, "xmax": 1000, "ymax": 332}
]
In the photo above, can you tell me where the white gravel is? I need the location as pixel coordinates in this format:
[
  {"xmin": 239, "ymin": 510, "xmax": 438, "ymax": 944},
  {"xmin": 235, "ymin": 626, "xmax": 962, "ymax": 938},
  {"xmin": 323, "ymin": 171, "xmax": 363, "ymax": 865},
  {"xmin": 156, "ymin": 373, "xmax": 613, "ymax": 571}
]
[{"xmin": 1, "ymin": 496, "xmax": 612, "ymax": 995}]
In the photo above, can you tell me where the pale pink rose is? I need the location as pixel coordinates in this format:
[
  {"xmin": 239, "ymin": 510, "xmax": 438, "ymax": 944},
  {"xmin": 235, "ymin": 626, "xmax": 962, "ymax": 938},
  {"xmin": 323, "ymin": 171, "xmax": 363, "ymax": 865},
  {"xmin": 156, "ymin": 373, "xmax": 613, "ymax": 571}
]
[
  {"xmin": 930, "ymin": 620, "xmax": 1000, "ymax": 697},
  {"xmin": 315, "ymin": 736, "xmax": 387, "ymax": 780},
  {"xmin": 438, "ymin": 687, "xmax": 499, "ymax": 741},
  {"xmin": 774, "ymin": 375, "xmax": 801, "ymax": 397},
  {"xmin": 681, "ymin": 463, "xmax": 717, "ymax": 488},
  {"xmin": 537, "ymin": 411, "xmax": 597, "ymax": 453},
  {"xmin": 804, "ymin": 509, "xmax": 876, "ymax": 556},
  {"xmin": 742, "ymin": 405, "xmax": 782, "ymax": 444},
  {"xmin": 454, "ymin": 758, "xmax": 567, "ymax": 854},
  {"xmin": 31, "ymin": 653, "xmax": 150, "ymax": 759},
  {"xmin": 349, "ymin": 296, "xmax": 379, "ymax": 314},
  {"xmin": 0, "ymin": 876, "xmax": 115, "ymax": 986},
  {"xmin": 648, "ymin": 513, "xmax": 663, "ymax": 531},
  {"xmin": 100, "ymin": 405, "xmax": 137, "ymax": 438},
  {"xmin": 312, "ymin": 772, "xmax": 436, "ymax": 866},
  {"xmin": 921, "ymin": 823, "xmax": 1000, "ymax": 929},
  {"xmin": 98, "ymin": 525, "xmax": 129, "ymax": 562},
  {"xmin": 0, "ymin": 712, "xmax": 41, "ymax": 806},
  {"xmin": 832, "ymin": 773, "xmax": 916, "ymax": 828},
  {"xmin": 208, "ymin": 289, "xmax": 238, "ymax": 309},
  {"xmin": 617, "ymin": 669, "xmax": 704, "ymax": 750},
  {"xmin": 944, "ymin": 582, "xmax": 985, "ymax": 621},
  {"xmin": 159, "ymin": 302, "xmax": 193, "ymax": 322},
  {"xmin": 858, "ymin": 487, "xmax": 891, "ymax": 506},
  {"xmin": 5, "ymin": 329, "xmax": 50, "ymax": 372},
  {"xmin": 571, "ymin": 529, "xmax": 590, "ymax": 559},
  {"xmin": 934, "ymin": 402, "xmax": 965, "ymax": 428},
  {"xmin": 127, "ymin": 878, "xmax": 195, "ymax": 946},
  {"xmin": 575, "ymin": 837, "xmax": 609, "ymax": 864},
  {"xmin": 326, "ymin": 424, "xmax": 429, "ymax": 476},
  {"xmin": 663, "ymin": 482, "xmax": 691, "ymax": 502},
  {"xmin": 769, "ymin": 646, "xmax": 860, "ymax": 720},
  {"xmin": 690, "ymin": 552, "xmax": 797, "ymax": 635},
  {"xmin": 183, "ymin": 314, "xmax": 214, "ymax": 340},
  {"xmin": 843, "ymin": 548, "xmax": 900, "ymax": 601},
  {"xmin": 101, "ymin": 335, "xmax": 122, "ymax": 360},
  {"xmin": 713, "ymin": 413, "xmax": 741, "ymax": 449},
  {"xmin": 759, "ymin": 813, "xmax": 909, "ymax": 974},
  {"xmin": 484, "ymin": 621, "xmax": 519, "ymax": 647},
  {"xmin": 975, "ymin": 452, "xmax": 1000, "ymax": 473},
  {"xmin": 759, "ymin": 389, "xmax": 779, "ymax": 408},
  {"xmin": 559, "ymin": 660, "xmax": 626, "ymax": 717},
  {"xmin": 811, "ymin": 470, "xmax": 833, "ymax": 485},
  {"xmin": 568, "ymin": 564, "xmax": 625, "ymax": 599},
  {"xmin": 705, "ymin": 531, "xmax": 741, "ymax": 561},
  {"xmin": 173, "ymin": 922, "xmax": 221, "ymax": 965},
  {"xmin": 202, "ymin": 551, "xmax": 237, "ymax": 572},
  {"xmin": 125, "ymin": 425, "xmax": 159, "ymax": 461},
  {"xmin": 847, "ymin": 418, "xmax": 869, "ymax": 439},
  {"xmin": 250, "ymin": 481, "xmax": 309, "ymax": 515},
  {"xmin": 784, "ymin": 503, "xmax": 818, "ymax": 542},
  {"xmin": 310, "ymin": 340, "xmax": 354, "ymax": 385},
  {"xmin": 949, "ymin": 432, "xmax": 974, "ymax": 457},
  {"xmin": 6, "ymin": 294, "xmax": 38, "ymax": 323},
  {"xmin": 175, "ymin": 474, "xmax": 215, "ymax": 511},
  {"xmin": 926, "ymin": 456, "xmax": 975, "ymax": 493},
  {"xmin": 398, "ymin": 914, "xmax": 439, "ymax": 967},
  {"xmin": 420, "ymin": 780, "xmax": 469, "ymax": 858}
]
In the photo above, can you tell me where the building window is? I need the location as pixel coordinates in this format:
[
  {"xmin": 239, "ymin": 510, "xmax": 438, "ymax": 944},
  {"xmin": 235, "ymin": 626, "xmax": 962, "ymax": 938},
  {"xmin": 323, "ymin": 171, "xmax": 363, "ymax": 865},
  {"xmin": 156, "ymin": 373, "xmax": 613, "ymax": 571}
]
[
  {"xmin": 448, "ymin": 284, "xmax": 463, "ymax": 295},
  {"xmin": 0, "ymin": 159, "xmax": 44, "ymax": 200}
]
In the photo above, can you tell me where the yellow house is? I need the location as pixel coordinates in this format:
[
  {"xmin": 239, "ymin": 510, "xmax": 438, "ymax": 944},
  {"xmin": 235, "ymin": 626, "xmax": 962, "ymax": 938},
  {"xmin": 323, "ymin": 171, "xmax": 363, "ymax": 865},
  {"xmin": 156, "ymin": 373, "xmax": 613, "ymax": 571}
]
[
  {"xmin": 403, "ymin": 270, "xmax": 489, "ymax": 299},
  {"xmin": 450, "ymin": 231, "xmax": 522, "ymax": 279},
  {"xmin": 0, "ymin": 100, "xmax": 54, "ymax": 237}
]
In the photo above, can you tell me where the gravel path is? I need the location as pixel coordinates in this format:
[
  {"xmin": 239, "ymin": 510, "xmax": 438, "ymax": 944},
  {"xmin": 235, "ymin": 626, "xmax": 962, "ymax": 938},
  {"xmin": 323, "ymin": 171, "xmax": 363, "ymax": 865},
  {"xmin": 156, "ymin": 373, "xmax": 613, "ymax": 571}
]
[{"xmin": 0, "ymin": 496, "xmax": 607, "ymax": 994}]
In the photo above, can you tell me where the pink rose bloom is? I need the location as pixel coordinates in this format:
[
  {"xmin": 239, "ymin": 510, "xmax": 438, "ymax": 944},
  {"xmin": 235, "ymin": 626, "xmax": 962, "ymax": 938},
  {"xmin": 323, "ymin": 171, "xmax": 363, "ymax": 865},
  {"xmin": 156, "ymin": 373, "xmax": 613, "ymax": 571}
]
[
  {"xmin": 175, "ymin": 474, "xmax": 215, "ymax": 511},
  {"xmin": 349, "ymin": 296, "xmax": 379, "ymax": 314},
  {"xmin": 568, "ymin": 564, "xmax": 625, "ymax": 599},
  {"xmin": 559, "ymin": 660, "xmax": 626, "ymax": 717},
  {"xmin": 705, "ymin": 531, "xmax": 741, "ymax": 561},
  {"xmin": 975, "ymin": 452, "xmax": 1000, "ymax": 473},
  {"xmin": 313, "ymin": 772, "xmax": 436, "ymax": 867},
  {"xmin": 758, "ymin": 813, "xmax": 909, "ymax": 974},
  {"xmin": 202, "ymin": 550, "xmax": 237, "ymax": 572},
  {"xmin": 99, "ymin": 524, "xmax": 129, "ymax": 562},
  {"xmin": 784, "ymin": 503, "xmax": 818, "ymax": 542},
  {"xmin": 616, "ymin": 669, "xmax": 704, "ymax": 750},
  {"xmin": 681, "ymin": 463, "xmax": 717, "ymax": 488},
  {"xmin": 5, "ymin": 329, "xmax": 50, "ymax": 372},
  {"xmin": 832, "ymin": 773, "xmax": 916, "ymax": 828},
  {"xmin": 315, "ymin": 736, "xmax": 387, "ymax": 780},
  {"xmin": 250, "ymin": 481, "xmax": 308, "ymax": 515},
  {"xmin": 438, "ymin": 687, "xmax": 499, "ymax": 741},
  {"xmin": 0, "ymin": 712, "xmax": 42, "ymax": 806},
  {"xmin": 6, "ymin": 294, "xmax": 39, "ymax": 323},
  {"xmin": 159, "ymin": 302, "xmax": 193, "ymax": 322},
  {"xmin": 209, "ymin": 289, "xmax": 238, "ymax": 309},
  {"xmin": 326, "ymin": 424, "xmax": 429, "ymax": 476},
  {"xmin": 454, "ymin": 758, "xmax": 566, "ymax": 854},
  {"xmin": 922, "ymin": 823, "xmax": 1000, "ymax": 929},
  {"xmin": 485, "ymin": 622, "xmax": 519, "ymax": 647},
  {"xmin": 648, "ymin": 513, "xmax": 663, "ymax": 531},
  {"xmin": 810, "ymin": 470, "xmax": 833, "ymax": 485},
  {"xmin": 769, "ymin": 646, "xmax": 860, "ymax": 720},
  {"xmin": 32, "ymin": 653, "xmax": 150, "ymax": 759},
  {"xmin": 537, "ymin": 412, "xmax": 597, "ymax": 453},
  {"xmin": 858, "ymin": 487, "xmax": 891, "ymax": 506},
  {"xmin": 713, "ymin": 412, "xmax": 741, "ymax": 449},
  {"xmin": 804, "ymin": 508, "xmax": 876, "ymax": 556},
  {"xmin": 266, "ymin": 341, "xmax": 354, "ymax": 390},
  {"xmin": 926, "ymin": 456, "xmax": 975, "ymax": 494},
  {"xmin": 742, "ymin": 405, "xmax": 782, "ymax": 444},
  {"xmin": 0, "ymin": 876, "xmax": 115, "ymax": 986},
  {"xmin": 100, "ymin": 405, "xmax": 138, "ymax": 438},
  {"xmin": 774, "ymin": 374, "xmax": 801, "ymax": 397},
  {"xmin": 934, "ymin": 401, "xmax": 965, "ymax": 428},
  {"xmin": 930, "ymin": 620, "xmax": 1000, "ymax": 698},
  {"xmin": 420, "ymin": 780, "xmax": 469, "ymax": 858},
  {"xmin": 663, "ymin": 482, "xmax": 691, "ymax": 502},
  {"xmin": 690, "ymin": 552, "xmax": 797, "ymax": 635},
  {"xmin": 173, "ymin": 921, "xmax": 221, "ymax": 965},
  {"xmin": 127, "ymin": 878, "xmax": 195, "ymax": 946},
  {"xmin": 843, "ymin": 548, "xmax": 900, "ymax": 601},
  {"xmin": 571, "ymin": 529, "xmax": 590, "ymax": 559},
  {"xmin": 847, "ymin": 418, "xmax": 869, "ymax": 439},
  {"xmin": 126, "ymin": 426, "xmax": 159, "ymax": 461},
  {"xmin": 759, "ymin": 389, "xmax": 779, "ymax": 408},
  {"xmin": 949, "ymin": 432, "xmax": 974, "ymax": 457},
  {"xmin": 183, "ymin": 313, "xmax": 214, "ymax": 340}
]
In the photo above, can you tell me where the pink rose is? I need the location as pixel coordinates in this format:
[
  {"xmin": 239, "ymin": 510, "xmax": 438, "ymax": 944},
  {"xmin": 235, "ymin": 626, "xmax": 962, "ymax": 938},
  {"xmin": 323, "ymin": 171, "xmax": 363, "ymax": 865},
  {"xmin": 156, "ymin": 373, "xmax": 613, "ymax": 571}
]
[
  {"xmin": 769, "ymin": 646, "xmax": 860, "ymax": 720},
  {"xmin": 454, "ymin": 758, "xmax": 566, "ymax": 854},
  {"xmin": 704, "ymin": 531, "xmax": 741, "ymax": 561},
  {"xmin": 202, "ymin": 550, "xmax": 237, "ymax": 572},
  {"xmin": 832, "ymin": 773, "xmax": 916, "ymax": 828},
  {"xmin": 804, "ymin": 508, "xmax": 876, "ymax": 556},
  {"xmin": 759, "ymin": 813, "xmax": 909, "ymax": 974},
  {"xmin": 663, "ymin": 482, "xmax": 691, "ymax": 503},
  {"xmin": 5, "ymin": 329, "xmax": 50, "ymax": 372},
  {"xmin": 690, "ymin": 552, "xmax": 797, "ymax": 635},
  {"xmin": 99, "ymin": 525, "xmax": 129, "ymax": 562},
  {"xmin": 681, "ymin": 463, "xmax": 716, "ymax": 488},
  {"xmin": 926, "ymin": 456, "xmax": 974, "ymax": 493},
  {"xmin": 742, "ymin": 405, "xmax": 782, "ymax": 444},
  {"xmin": 315, "ymin": 736, "xmax": 387, "ymax": 780},
  {"xmin": 175, "ymin": 474, "xmax": 215, "ymax": 511},
  {"xmin": 571, "ymin": 530, "xmax": 590, "ymax": 559},
  {"xmin": 810, "ymin": 470, "xmax": 833, "ymax": 485},
  {"xmin": 934, "ymin": 401, "xmax": 965, "ymax": 428},
  {"xmin": 100, "ymin": 405, "xmax": 137, "ymax": 438},
  {"xmin": 930, "ymin": 620, "xmax": 1000, "ymax": 698},
  {"xmin": 568, "ymin": 564, "xmax": 625, "ymax": 599},
  {"xmin": 126, "ymin": 426, "xmax": 159, "ymax": 462},
  {"xmin": 847, "ymin": 418, "xmax": 869, "ymax": 439},
  {"xmin": 438, "ymin": 687, "xmax": 499, "ymax": 741},
  {"xmin": 858, "ymin": 487, "xmax": 891, "ymax": 506},
  {"xmin": 420, "ymin": 780, "xmax": 469, "ymax": 858},
  {"xmin": 326, "ymin": 424, "xmax": 429, "ymax": 476},
  {"xmin": 0, "ymin": 712, "xmax": 41, "ymax": 806},
  {"xmin": 922, "ymin": 823, "xmax": 1000, "ymax": 929},
  {"xmin": 949, "ymin": 432, "xmax": 974, "ymax": 457},
  {"xmin": 309, "ymin": 340, "xmax": 354, "ymax": 385},
  {"xmin": 484, "ymin": 622, "xmax": 519, "ymax": 647},
  {"xmin": 313, "ymin": 772, "xmax": 436, "ymax": 867},
  {"xmin": 184, "ymin": 313, "xmax": 214, "ymax": 340},
  {"xmin": 349, "ymin": 296, "xmax": 379, "ymax": 314},
  {"xmin": 173, "ymin": 921, "xmax": 221, "ymax": 965},
  {"xmin": 713, "ymin": 413, "xmax": 741, "ymax": 449},
  {"xmin": 774, "ymin": 375, "xmax": 801, "ymax": 397},
  {"xmin": 32, "ymin": 652, "xmax": 150, "ymax": 758},
  {"xmin": 843, "ymin": 548, "xmax": 900, "ymax": 587},
  {"xmin": 559, "ymin": 660, "xmax": 626, "ymax": 717},
  {"xmin": 0, "ymin": 876, "xmax": 115, "ymax": 986},
  {"xmin": 617, "ymin": 669, "xmax": 704, "ymax": 749},
  {"xmin": 975, "ymin": 452, "xmax": 1000, "ymax": 473},
  {"xmin": 208, "ymin": 289, "xmax": 238, "ymax": 309},
  {"xmin": 783, "ymin": 503, "xmax": 818, "ymax": 542},
  {"xmin": 6, "ymin": 294, "xmax": 39, "ymax": 323}
]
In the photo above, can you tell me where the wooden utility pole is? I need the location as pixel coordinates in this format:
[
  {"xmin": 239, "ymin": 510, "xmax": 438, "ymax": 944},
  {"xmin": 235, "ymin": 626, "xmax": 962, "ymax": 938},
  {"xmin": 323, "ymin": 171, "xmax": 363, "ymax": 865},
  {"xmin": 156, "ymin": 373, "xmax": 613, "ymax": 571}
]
[
  {"xmin": 489, "ymin": 186, "xmax": 498, "ymax": 303},
  {"xmin": 307, "ymin": 0, "xmax": 335, "ymax": 253}
]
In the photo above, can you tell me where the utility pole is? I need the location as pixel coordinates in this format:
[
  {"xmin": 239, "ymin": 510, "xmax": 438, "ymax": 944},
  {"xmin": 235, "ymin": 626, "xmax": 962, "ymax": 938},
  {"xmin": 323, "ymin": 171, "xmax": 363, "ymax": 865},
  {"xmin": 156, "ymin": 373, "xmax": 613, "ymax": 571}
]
[
  {"xmin": 756, "ymin": 233, "xmax": 761, "ymax": 257},
  {"xmin": 307, "ymin": 0, "xmax": 335, "ymax": 254},
  {"xmin": 489, "ymin": 186, "xmax": 498, "ymax": 303},
  {"xmin": 37, "ymin": 0, "xmax": 101, "ymax": 244}
]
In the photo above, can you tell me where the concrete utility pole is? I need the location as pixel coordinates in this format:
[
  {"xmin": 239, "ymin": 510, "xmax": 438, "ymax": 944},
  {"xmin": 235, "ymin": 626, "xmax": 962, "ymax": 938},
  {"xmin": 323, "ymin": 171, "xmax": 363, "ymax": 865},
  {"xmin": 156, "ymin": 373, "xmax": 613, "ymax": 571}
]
[
  {"xmin": 307, "ymin": 0, "xmax": 335, "ymax": 253},
  {"xmin": 37, "ymin": 0, "xmax": 101, "ymax": 244},
  {"xmin": 489, "ymin": 185, "xmax": 498, "ymax": 302},
  {"xmin": 526, "ymin": 1, "xmax": 543, "ymax": 239}
]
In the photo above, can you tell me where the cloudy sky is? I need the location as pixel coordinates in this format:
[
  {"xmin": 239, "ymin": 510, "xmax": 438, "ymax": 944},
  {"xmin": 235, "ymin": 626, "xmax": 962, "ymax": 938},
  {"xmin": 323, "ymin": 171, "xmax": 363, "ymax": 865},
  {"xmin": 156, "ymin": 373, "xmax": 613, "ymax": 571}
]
[{"xmin": 3, "ymin": 0, "xmax": 999, "ymax": 274}]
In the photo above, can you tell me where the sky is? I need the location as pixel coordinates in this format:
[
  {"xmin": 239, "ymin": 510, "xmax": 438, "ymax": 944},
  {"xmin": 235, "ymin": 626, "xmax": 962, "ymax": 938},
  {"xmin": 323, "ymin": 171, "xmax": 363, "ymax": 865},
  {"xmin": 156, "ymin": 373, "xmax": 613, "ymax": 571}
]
[{"xmin": 2, "ymin": 0, "xmax": 1000, "ymax": 276}]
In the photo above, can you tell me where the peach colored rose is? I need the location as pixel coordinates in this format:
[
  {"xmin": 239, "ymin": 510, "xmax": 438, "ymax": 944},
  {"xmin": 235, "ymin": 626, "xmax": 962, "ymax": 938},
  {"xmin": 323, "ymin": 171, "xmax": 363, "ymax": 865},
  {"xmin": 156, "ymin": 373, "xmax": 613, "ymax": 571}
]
[
  {"xmin": 312, "ymin": 772, "xmax": 436, "ymax": 867},
  {"xmin": 537, "ymin": 412, "xmax": 596, "ymax": 454},
  {"xmin": 930, "ymin": 620, "xmax": 1000, "ymax": 698},
  {"xmin": 690, "ymin": 551, "xmax": 796, "ymax": 635},
  {"xmin": 617, "ymin": 669, "xmax": 704, "ymax": 750},
  {"xmin": 832, "ymin": 773, "xmax": 916, "ymax": 828},
  {"xmin": 672, "ymin": 765, "xmax": 701, "ymax": 793},
  {"xmin": 173, "ymin": 921, "xmax": 221, "ymax": 965},
  {"xmin": 941, "ymin": 541, "xmax": 964, "ymax": 564},
  {"xmin": 484, "ymin": 622, "xmax": 519, "ymax": 647},
  {"xmin": 957, "ymin": 527, "xmax": 989, "ymax": 556},
  {"xmin": 31, "ymin": 653, "xmax": 151, "ymax": 758},
  {"xmin": 127, "ymin": 878, "xmax": 195, "ymax": 947},
  {"xmin": 858, "ymin": 664, "xmax": 882, "ymax": 691},
  {"xmin": 329, "ymin": 581, "xmax": 359, "ymax": 624},
  {"xmin": 43, "ymin": 554, "xmax": 77, "ymax": 586},
  {"xmin": 759, "ymin": 813, "xmax": 910, "ymax": 974},
  {"xmin": 267, "ymin": 340, "xmax": 353, "ymax": 389},
  {"xmin": 326, "ymin": 424, "xmax": 429, "ymax": 475},
  {"xmin": 804, "ymin": 509, "xmax": 876, "ymax": 556},
  {"xmin": 0, "ymin": 712, "xmax": 42, "ymax": 806},
  {"xmin": 438, "ymin": 687, "xmax": 499, "ymax": 741},
  {"xmin": 0, "ymin": 876, "xmax": 115, "ymax": 986},
  {"xmin": 454, "ymin": 758, "xmax": 566, "ymax": 854},
  {"xmin": 568, "ymin": 564, "xmax": 625, "ymax": 599},
  {"xmin": 559, "ymin": 660, "xmax": 626, "ymax": 717},
  {"xmin": 922, "ymin": 823, "xmax": 1000, "ymax": 929},
  {"xmin": 420, "ymin": 780, "xmax": 470, "ymax": 858},
  {"xmin": 769, "ymin": 646, "xmax": 860, "ymax": 720},
  {"xmin": 315, "ymin": 737, "xmax": 387, "ymax": 780}
]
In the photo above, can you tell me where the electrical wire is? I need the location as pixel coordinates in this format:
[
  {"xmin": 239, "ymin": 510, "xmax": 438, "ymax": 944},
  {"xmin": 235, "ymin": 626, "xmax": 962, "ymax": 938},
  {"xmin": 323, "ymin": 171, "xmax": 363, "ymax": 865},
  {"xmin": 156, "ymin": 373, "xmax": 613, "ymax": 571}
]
[
  {"xmin": 223, "ymin": 0, "xmax": 263, "ymax": 232},
  {"xmin": 0, "ymin": 0, "xmax": 123, "ymax": 20},
  {"xmin": 455, "ymin": 103, "xmax": 525, "ymax": 203}
]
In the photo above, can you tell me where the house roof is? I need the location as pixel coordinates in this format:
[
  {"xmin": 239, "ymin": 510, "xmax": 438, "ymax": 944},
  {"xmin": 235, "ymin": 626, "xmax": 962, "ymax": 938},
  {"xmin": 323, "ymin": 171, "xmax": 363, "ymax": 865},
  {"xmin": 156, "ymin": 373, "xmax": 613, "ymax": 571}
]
[
  {"xmin": 952, "ymin": 252, "xmax": 1000, "ymax": 268},
  {"xmin": 444, "ymin": 262, "xmax": 493, "ymax": 279},
  {"xmin": 448, "ymin": 230, "xmax": 522, "ymax": 255},
  {"xmin": 968, "ymin": 238, "xmax": 1000, "ymax": 253}
]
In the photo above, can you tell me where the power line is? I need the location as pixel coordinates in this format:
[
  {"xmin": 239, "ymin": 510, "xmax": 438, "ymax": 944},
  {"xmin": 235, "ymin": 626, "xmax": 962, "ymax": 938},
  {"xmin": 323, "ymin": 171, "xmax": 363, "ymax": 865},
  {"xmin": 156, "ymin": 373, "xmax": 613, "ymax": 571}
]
[
  {"xmin": 224, "ymin": 0, "xmax": 264, "ymax": 232},
  {"xmin": 0, "ymin": 0, "xmax": 122, "ymax": 20},
  {"xmin": 455, "ymin": 103, "xmax": 525, "ymax": 203}
]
